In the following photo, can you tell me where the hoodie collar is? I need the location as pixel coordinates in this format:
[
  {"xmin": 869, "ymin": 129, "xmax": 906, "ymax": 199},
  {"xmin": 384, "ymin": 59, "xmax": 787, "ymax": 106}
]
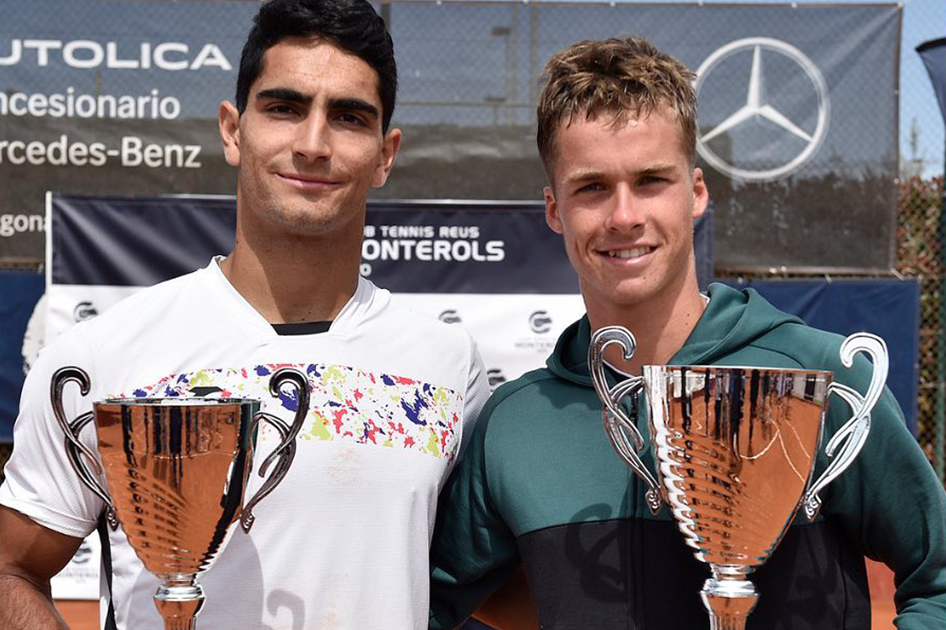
[
  {"xmin": 546, "ymin": 283, "xmax": 803, "ymax": 387},
  {"xmin": 670, "ymin": 283, "xmax": 802, "ymax": 365},
  {"xmin": 547, "ymin": 315, "xmax": 595, "ymax": 386}
]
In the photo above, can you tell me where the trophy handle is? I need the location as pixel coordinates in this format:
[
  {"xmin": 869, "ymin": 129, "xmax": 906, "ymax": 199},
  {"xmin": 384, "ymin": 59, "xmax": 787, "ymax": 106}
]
[
  {"xmin": 589, "ymin": 326, "xmax": 662, "ymax": 514},
  {"xmin": 240, "ymin": 367, "xmax": 310, "ymax": 532},
  {"xmin": 802, "ymin": 333, "xmax": 888, "ymax": 521},
  {"xmin": 50, "ymin": 367, "xmax": 119, "ymax": 530}
]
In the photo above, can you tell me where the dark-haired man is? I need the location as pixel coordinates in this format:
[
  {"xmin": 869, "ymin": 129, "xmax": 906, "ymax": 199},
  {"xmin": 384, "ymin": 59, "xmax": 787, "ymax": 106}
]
[
  {"xmin": 429, "ymin": 37, "xmax": 946, "ymax": 630},
  {"xmin": 0, "ymin": 1, "xmax": 487, "ymax": 628}
]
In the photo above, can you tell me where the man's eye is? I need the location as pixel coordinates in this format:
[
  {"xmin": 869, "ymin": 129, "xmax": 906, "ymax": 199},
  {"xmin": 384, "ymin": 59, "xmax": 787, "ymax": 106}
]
[
  {"xmin": 575, "ymin": 184, "xmax": 605, "ymax": 194},
  {"xmin": 575, "ymin": 182, "xmax": 604, "ymax": 194},
  {"xmin": 266, "ymin": 103, "xmax": 297, "ymax": 115},
  {"xmin": 640, "ymin": 176, "xmax": 666, "ymax": 186},
  {"xmin": 336, "ymin": 112, "xmax": 367, "ymax": 127}
]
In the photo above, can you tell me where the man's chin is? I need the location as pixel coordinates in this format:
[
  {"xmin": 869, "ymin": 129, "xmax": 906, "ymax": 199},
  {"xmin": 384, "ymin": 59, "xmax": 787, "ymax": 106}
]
[
  {"xmin": 272, "ymin": 207, "xmax": 359, "ymax": 238},
  {"xmin": 581, "ymin": 282, "xmax": 651, "ymax": 313},
  {"xmin": 274, "ymin": 219, "xmax": 337, "ymax": 238}
]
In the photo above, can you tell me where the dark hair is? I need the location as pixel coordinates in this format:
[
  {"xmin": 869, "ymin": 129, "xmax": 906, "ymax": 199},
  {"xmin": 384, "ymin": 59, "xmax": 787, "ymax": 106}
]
[
  {"xmin": 537, "ymin": 37, "xmax": 697, "ymax": 170},
  {"xmin": 236, "ymin": 0, "xmax": 397, "ymax": 132}
]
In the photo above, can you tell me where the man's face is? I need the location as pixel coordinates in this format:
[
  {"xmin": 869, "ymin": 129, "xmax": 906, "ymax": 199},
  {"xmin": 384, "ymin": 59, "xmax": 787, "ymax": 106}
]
[
  {"xmin": 219, "ymin": 38, "xmax": 400, "ymax": 238},
  {"xmin": 544, "ymin": 110, "xmax": 708, "ymax": 314}
]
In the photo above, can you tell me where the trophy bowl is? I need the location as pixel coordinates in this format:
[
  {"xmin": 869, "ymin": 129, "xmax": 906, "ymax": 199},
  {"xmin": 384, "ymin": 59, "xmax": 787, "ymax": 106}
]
[
  {"xmin": 645, "ymin": 365, "xmax": 831, "ymax": 629},
  {"xmin": 589, "ymin": 327, "xmax": 887, "ymax": 630},
  {"xmin": 51, "ymin": 366, "xmax": 310, "ymax": 630}
]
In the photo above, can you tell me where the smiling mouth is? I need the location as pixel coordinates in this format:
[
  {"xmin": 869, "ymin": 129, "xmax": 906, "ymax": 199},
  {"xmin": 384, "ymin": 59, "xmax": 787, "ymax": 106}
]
[
  {"xmin": 605, "ymin": 246, "xmax": 655, "ymax": 259},
  {"xmin": 277, "ymin": 173, "xmax": 339, "ymax": 188}
]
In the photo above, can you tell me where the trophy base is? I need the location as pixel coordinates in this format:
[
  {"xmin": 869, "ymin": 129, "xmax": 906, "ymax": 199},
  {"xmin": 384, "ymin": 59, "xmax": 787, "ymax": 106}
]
[
  {"xmin": 700, "ymin": 576, "xmax": 759, "ymax": 630},
  {"xmin": 155, "ymin": 578, "xmax": 205, "ymax": 630}
]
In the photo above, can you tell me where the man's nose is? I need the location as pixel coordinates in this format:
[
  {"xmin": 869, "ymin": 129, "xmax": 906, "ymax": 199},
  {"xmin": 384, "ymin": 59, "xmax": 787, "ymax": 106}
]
[
  {"xmin": 292, "ymin": 114, "xmax": 332, "ymax": 161},
  {"xmin": 605, "ymin": 187, "xmax": 645, "ymax": 232}
]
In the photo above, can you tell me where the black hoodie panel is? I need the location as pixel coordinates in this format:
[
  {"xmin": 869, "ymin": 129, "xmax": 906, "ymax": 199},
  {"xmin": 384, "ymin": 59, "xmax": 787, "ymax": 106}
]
[{"xmin": 517, "ymin": 517, "xmax": 870, "ymax": 630}]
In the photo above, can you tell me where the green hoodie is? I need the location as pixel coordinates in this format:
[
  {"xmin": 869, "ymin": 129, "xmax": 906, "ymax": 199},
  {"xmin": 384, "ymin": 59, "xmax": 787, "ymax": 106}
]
[{"xmin": 430, "ymin": 284, "xmax": 946, "ymax": 630}]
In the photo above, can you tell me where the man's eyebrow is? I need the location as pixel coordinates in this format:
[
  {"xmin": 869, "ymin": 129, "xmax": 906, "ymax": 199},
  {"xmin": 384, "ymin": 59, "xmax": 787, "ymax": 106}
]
[
  {"xmin": 639, "ymin": 163, "xmax": 677, "ymax": 175},
  {"xmin": 255, "ymin": 88, "xmax": 312, "ymax": 104},
  {"xmin": 328, "ymin": 97, "xmax": 379, "ymax": 120},
  {"xmin": 563, "ymin": 163, "xmax": 679, "ymax": 185},
  {"xmin": 564, "ymin": 169, "xmax": 605, "ymax": 185}
]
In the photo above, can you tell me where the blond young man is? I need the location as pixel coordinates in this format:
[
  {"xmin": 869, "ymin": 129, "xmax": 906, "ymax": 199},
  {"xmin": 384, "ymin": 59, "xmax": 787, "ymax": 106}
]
[{"xmin": 429, "ymin": 37, "xmax": 946, "ymax": 630}]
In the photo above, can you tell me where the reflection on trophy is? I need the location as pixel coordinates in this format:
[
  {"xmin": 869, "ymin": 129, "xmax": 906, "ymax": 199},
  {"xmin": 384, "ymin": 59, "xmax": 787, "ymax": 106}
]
[
  {"xmin": 589, "ymin": 327, "xmax": 887, "ymax": 630},
  {"xmin": 50, "ymin": 367, "xmax": 310, "ymax": 630}
]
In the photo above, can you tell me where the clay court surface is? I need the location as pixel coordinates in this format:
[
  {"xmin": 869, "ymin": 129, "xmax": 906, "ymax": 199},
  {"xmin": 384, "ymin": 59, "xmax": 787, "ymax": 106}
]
[{"xmin": 56, "ymin": 559, "xmax": 898, "ymax": 630}]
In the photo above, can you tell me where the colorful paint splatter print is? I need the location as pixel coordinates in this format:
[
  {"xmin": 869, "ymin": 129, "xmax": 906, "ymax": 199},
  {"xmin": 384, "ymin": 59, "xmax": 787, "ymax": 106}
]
[{"xmin": 126, "ymin": 363, "xmax": 463, "ymax": 459}]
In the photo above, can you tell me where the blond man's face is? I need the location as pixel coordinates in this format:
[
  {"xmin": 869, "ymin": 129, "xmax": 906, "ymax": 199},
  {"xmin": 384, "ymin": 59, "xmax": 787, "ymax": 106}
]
[{"xmin": 544, "ymin": 110, "xmax": 708, "ymax": 313}]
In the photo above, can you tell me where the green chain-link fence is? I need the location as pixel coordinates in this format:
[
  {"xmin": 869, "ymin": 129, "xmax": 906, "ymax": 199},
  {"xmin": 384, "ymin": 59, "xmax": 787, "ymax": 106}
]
[{"xmin": 896, "ymin": 174, "xmax": 945, "ymax": 483}]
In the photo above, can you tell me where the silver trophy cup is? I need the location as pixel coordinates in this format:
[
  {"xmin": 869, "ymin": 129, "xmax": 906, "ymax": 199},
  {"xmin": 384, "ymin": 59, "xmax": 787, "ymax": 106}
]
[
  {"xmin": 589, "ymin": 327, "xmax": 887, "ymax": 630},
  {"xmin": 51, "ymin": 366, "xmax": 310, "ymax": 630}
]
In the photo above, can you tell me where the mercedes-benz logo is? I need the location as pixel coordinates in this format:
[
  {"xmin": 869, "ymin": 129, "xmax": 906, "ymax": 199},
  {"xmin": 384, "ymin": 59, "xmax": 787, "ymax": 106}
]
[{"xmin": 695, "ymin": 37, "xmax": 830, "ymax": 182}]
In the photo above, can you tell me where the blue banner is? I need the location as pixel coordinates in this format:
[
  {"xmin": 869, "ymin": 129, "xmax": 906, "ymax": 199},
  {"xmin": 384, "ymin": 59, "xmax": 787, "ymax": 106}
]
[
  {"xmin": 917, "ymin": 38, "xmax": 946, "ymax": 122},
  {"xmin": 728, "ymin": 279, "xmax": 920, "ymax": 435},
  {"xmin": 0, "ymin": 269, "xmax": 44, "ymax": 441}
]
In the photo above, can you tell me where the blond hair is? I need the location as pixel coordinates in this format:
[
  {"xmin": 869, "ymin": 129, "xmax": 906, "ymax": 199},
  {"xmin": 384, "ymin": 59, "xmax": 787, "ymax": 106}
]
[{"xmin": 536, "ymin": 37, "xmax": 697, "ymax": 171}]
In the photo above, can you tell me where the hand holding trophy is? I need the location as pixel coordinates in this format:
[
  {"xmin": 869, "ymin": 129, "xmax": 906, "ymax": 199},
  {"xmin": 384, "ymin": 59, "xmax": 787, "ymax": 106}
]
[
  {"xmin": 50, "ymin": 366, "xmax": 310, "ymax": 630},
  {"xmin": 589, "ymin": 326, "xmax": 888, "ymax": 630}
]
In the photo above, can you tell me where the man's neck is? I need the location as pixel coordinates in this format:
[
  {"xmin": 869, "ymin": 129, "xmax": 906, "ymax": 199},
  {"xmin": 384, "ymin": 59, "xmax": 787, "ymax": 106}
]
[
  {"xmin": 221, "ymin": 222, "xmax": 362, "ymax": 325},
  {"xmin": 588, "ymin": 280, "xmax": 707, "ymax": 376}
]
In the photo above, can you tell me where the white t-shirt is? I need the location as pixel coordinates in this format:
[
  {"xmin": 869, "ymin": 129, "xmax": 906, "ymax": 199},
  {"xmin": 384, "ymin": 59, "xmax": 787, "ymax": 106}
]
[{"xmin": 1, "ymin": 259, "xmax": 489, "ymax": 630}]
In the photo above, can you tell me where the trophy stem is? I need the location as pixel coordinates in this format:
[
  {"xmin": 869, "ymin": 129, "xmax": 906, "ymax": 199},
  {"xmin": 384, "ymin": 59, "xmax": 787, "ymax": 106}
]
[
  {"xmin": 700, "ymin": 574, "xmax": 759, "ymax": 630},
  {"xmin": 154, "ymin": 577, "xmax": 205, "ymax": 630}
]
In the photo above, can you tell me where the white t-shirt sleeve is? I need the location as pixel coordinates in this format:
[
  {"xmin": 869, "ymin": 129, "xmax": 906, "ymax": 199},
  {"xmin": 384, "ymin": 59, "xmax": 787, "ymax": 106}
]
[
  {"xmin": 0, "ymin": 328, "xmax": 105, "ymax": 539},
  {"xmin": 454, "ymin": 333, "xmax": 489, "ymax": 462}
]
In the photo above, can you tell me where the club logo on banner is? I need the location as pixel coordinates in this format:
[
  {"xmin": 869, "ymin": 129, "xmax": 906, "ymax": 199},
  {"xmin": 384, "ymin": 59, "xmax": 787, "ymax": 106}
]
[
  {"xmin": 528, "ymin": 310, "xmax": 553, "ymax": 335},
  {"xmin": 513, "ymin": 307, "xmax": 559, "ymax": 357},
  {"xmin": 487, "ymin": 368, "xmax": 508, "ymax": 390},
  {"xmin": 72, "ymin": 300, "xmax": 98, "ymax": 322},
  {"xmin": 438, "ymin": 310, "xmax": 462, "ymax": 325},
  {"xmin": 71, "ymin": 541, "xmax": 93, "ymax": 565}
]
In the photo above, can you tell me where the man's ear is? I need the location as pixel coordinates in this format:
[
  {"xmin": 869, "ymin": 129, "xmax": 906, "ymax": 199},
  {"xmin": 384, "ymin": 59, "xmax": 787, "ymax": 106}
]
[
  {"xmin": 219, "ymin": 101, "xmax": 241, "ymax": 167},
  {"xmin": 691, "ymin": 167, "xmax": 708, "ymax": 220},
  {"xmin": 545, "ymin": 186, "xmax": 563, "ymax": 234},
  {"xmin": 372, "ymin": 128, "xmax": 402, "ymax": 187}
]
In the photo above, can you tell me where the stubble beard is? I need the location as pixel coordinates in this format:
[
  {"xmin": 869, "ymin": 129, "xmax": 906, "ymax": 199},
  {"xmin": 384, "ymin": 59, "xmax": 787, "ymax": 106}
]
[{"xmin": 241, "ymin": 172, "xmax": 363, "ymax": 239}]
